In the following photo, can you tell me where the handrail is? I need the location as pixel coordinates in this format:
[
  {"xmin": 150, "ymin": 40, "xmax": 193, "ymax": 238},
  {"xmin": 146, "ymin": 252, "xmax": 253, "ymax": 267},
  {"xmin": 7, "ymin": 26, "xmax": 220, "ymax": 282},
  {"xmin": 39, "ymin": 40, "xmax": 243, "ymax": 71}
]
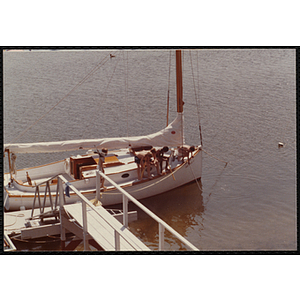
[
  {"xmin": 97, "ymin": 170, "xmax": 199, "ymax": 251},
  {"xmin": 58, "ymin": 174, "xmax": 139, "ymax": 251},
  {"xmin": 29, "ymin": 172, "xmax": 199, "ymax": 251},
  {"xmin": 26, "ymin": 174, "xmax": 61, "ymax": 187}
]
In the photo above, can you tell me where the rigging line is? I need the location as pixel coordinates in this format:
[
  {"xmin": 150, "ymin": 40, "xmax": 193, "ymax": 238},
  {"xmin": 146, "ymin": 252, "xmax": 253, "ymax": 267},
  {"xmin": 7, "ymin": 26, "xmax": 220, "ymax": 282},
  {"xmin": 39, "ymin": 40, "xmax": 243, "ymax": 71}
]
[
  {"xmin": 189, "ymin": 50, "xmax": 203, "ymax": 147},
  {"xmin": 196, "ymin": 51, "xmax": 200, "ymax": 103},
  {"xmin": 182, "ymin": 50, "xmax": 184, "ymax": 77},
  {"xmin": 188, "ymin": 163, "xmax": 203, "ymax": 194},
  {"xmin": 103, "ymin": 54, "xmax": 120, "ymax": 102},
  {"xmin": 202, "ymin": 148, "xmax": 229, "ymax": 166},
  {"xmin": 122, "ymin": 51, "xmax": 129, "ymax": 137},
  {"xmin": 166, "ymin": 50, "xmax": 172, "ymax": 126},
  {"xmin": 126, "ymin": 51, "xmax": 129, "ymax": 137},
  {"xmin": 204, "ymin": 163, "xmax": 227, "ymax": 206},
  {"xmin": 81, "ymin": 55, "xmax": 119, "ymax": 139},
  {"xmin": 6, "ymin": 54, "xmax": 111, "ymax": 147}
]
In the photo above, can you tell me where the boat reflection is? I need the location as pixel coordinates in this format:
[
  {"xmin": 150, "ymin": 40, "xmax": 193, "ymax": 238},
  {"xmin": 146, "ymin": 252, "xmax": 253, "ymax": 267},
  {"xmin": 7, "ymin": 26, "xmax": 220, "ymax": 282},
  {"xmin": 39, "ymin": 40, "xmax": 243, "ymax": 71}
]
[{"xmin": 127, "ymin": 179, "xmax": 204, "ymax": 251}]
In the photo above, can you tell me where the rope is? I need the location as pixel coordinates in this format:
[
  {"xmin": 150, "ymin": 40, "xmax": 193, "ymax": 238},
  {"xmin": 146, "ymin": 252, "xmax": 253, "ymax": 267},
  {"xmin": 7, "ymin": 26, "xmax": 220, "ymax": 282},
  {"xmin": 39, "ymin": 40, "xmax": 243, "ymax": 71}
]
[
  {"xmin": 188, "ymin": 163, "xmax": 203, "ymax": 193},
  {"xmin": 103, "ymin": 55, "xmax": 120, "ymax": 101},
  {"xmin": 81, "ymin": 52, "xmax": 119, "ymax": 139},
  {"xmin": 4, "ymin": 213, "xmax": 25, "ymax": 228},
  {"xmin": 196, "ymin": 51, "xmax": 200, "ymax": 100},
  {"xmin": 124, "ymin": 51, "xmax": 129, "ymax": 137},
  {"xmin": 6, "ymin": 53, "xmax": 112, "ymax": 147},
  {"xmin": 204, "ymin": 163, "xmax": 228, "ymax": 206},
  {"xmin": 202, "ymin": 148, "xmax": 229, "ymax": 166},
  {"xmin": 166, "ymin": 50, "xmax": 172, "ymax": 126},
  {"xmin": 189, "ymin": 50, "xmax": 203, "ymax": 146}
]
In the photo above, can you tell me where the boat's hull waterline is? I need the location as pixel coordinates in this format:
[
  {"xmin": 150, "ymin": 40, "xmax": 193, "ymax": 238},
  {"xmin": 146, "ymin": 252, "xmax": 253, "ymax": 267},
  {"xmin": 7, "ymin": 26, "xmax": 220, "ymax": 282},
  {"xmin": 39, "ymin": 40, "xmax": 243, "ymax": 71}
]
[{"xmin": 4, "ymin": 147, "xmax": 202, "ymax": 211}]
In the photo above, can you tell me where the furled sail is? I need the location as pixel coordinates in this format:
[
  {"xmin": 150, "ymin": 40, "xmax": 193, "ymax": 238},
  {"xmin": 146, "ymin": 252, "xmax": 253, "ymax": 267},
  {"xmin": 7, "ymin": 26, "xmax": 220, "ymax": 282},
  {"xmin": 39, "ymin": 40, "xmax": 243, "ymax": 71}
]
[{"xmin": 5, "ymin": 113, "xmax": 184, "ymax": 154}]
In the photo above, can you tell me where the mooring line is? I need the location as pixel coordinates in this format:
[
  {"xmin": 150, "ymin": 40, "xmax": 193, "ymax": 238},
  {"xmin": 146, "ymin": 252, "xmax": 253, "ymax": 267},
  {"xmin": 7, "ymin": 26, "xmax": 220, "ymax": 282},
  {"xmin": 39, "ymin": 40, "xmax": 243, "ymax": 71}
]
[
  {"xmin": 204, "ymin": 163, "xmax": 228, "ymax": 206},
  {"xmin": 202, "ymin": 149, "xmax": 229, "ymax": 166},
  {"xmin": 188, "ymin": 163, "xmax": 203, "ymax": 193}
]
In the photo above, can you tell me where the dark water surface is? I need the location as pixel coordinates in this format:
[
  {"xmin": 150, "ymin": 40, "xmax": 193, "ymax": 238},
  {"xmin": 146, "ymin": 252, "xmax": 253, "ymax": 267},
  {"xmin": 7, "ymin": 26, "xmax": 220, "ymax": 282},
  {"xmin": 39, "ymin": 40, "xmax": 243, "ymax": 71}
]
[{"xmin": 3, "ymin": 49, "xmax": 296, "ymax": 251}]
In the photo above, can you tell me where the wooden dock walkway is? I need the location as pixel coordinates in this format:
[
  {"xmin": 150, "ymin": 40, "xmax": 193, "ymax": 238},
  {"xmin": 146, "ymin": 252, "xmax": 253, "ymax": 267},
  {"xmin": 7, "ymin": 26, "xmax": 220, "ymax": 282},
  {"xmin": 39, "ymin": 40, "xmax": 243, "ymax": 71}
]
[
  {"xmin": 4, "ymin": 173, "xmax": 198, "ymax": 251},
  {"xmin": 64, "ymin": 203, "xmax": 150, "ymax": 251}
]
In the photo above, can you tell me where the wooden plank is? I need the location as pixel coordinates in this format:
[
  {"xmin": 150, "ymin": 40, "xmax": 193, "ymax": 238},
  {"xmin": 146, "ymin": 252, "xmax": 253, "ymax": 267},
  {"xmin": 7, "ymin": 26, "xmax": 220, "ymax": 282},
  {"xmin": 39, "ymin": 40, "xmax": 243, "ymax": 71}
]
[
  {"xmin": 87, "ymin": 205, "xmax": 148, "ymax": 250},
  {"xmin": 90, "ymin": 208, "xmax": 148, "ymax": 251},
  {"xmin": 72, "ymin": 205, "xmax": 133, "ymax": 251},
  {"xmin": 21, "ymin": 223, "xmax": 61, "ymax": 239},
  {"xmin": 60, "ymin": 213, "xmax": 92, "ymax": 240},
  {"xmin": 64, "ymin": 204, "xmax": 120, "ymax": 250},
  {"xmin": 64, "ymin": 203, "xmax": 149, "ymax": 251},
  {"xmin": 92, "ymin": 207, "xmax": 149, "ymax": 251},
  {"xmin": 87, "ymin": 209, "xmax": 139, "ymax": 251}
]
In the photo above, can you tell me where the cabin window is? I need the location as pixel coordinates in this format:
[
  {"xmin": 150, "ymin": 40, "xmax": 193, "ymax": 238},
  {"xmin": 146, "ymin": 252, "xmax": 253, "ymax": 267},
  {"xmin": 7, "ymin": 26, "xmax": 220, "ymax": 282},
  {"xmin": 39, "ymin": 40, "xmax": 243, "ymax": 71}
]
[{"xmin": 121, "ymin": 173, "xmax": 130, "ymax": 178}]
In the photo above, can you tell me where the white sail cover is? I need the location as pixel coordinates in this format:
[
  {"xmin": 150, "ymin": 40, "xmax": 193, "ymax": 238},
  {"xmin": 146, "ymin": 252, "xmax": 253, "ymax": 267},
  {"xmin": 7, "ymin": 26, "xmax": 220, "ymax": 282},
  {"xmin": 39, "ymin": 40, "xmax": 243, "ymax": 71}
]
[{"xmin": 5, "ymin": 114, "xmax": 184, "ymax": 154}]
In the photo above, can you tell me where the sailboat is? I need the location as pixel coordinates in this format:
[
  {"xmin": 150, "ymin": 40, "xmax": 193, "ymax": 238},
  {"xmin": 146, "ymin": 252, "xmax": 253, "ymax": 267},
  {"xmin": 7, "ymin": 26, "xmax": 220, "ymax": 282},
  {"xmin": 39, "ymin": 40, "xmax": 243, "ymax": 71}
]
[{"xmin": 4, "ymin": 50, "xmax": 202, "ymax": 211}]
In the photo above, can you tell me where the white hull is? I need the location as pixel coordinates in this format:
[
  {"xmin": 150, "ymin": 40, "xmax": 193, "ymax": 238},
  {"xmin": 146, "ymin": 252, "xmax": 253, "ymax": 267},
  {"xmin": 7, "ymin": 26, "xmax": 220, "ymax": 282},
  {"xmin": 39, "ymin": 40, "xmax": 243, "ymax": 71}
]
[{"xmin": 4, "ymin": 149, "xmax": 202, "ymax": 211}]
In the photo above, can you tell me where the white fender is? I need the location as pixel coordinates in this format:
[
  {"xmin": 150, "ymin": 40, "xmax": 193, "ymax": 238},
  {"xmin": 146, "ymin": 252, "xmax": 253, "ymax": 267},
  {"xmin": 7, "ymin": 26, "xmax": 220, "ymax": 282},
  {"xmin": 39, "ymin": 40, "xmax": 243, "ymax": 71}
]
[{"xmin": 64, "ymin": 158, "xmax": 70, "ymax": 174}]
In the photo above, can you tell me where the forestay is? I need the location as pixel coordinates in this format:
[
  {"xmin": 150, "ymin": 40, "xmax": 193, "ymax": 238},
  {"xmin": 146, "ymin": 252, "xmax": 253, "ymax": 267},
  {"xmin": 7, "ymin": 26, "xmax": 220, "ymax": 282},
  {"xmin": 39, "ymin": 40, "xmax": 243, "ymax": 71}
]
[{"xmin": 5, "ymin": 113, "xmax": 184, "ymax": 154}]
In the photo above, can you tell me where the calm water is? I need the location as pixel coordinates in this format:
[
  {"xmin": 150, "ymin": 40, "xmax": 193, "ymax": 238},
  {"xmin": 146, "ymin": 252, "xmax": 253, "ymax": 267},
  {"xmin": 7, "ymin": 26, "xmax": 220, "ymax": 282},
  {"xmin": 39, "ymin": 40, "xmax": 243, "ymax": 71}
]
[{"xmin": 3, "ymin": 49, "xmax": 296, "ymax": 251}]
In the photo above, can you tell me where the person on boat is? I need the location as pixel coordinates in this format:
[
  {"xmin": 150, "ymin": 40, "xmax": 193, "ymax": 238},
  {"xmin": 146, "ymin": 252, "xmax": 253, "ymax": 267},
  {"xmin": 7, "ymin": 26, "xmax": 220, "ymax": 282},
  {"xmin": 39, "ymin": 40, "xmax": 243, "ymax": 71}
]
[
  {"xmin": 177, "ymin": 145, "xmax": 196, "ymax": 163},
  {"xmin": 130, "ymin": 147, "xmax": 154, "ymax": 180},
  {"xmin": 151, "ymin": 146, "xmax": 169, "ymax": 175},
  {"xmin": 26, "ymin": 172, "xmax": 32, "ymax": 186}
]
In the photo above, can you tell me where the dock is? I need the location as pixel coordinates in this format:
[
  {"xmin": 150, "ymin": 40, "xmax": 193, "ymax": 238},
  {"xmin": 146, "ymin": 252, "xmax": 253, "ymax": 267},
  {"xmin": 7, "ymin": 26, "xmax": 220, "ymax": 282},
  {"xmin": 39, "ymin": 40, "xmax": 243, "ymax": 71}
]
[
  {"xmin": 4, "ymin": 172, "xmax": 199, "ymax": 251},
  {"xmin": 64, "ymin": 203, "xmax": 149, "ymax": 251}
]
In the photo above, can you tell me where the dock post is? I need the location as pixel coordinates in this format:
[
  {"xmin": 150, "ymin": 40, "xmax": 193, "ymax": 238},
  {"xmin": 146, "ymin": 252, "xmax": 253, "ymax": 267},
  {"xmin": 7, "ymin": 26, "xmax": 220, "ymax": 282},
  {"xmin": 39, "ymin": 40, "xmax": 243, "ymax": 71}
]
[
  {"xmin": 114, "ymin": 231, "xmax": 120, "ymax": 251},
  {"xmin": 158, "ymin": 223, "xmax": 165, "ymax": 251},
  {"xmin": 122, "ymin": 194, "xmax": 128, "ymax": 228},
  {"xmin": 58, "ymin": 177, "xmax": 66, "ymax": 249},
  {"xmin": 82, "ymin": 201, "xmax": 89, "ymax": 250}
]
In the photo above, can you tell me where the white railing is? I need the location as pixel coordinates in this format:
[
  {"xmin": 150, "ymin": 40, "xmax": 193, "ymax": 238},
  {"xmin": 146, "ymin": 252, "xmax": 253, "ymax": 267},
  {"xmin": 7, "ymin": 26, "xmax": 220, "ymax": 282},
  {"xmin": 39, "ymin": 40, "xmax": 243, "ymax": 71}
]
[
  {"xmin": 96, "ymin": 170, "xmax": 199, "ymax": 251},
  {"xmin": 57, "ymin": 174, "xmax": 139, "ymax": 251}
]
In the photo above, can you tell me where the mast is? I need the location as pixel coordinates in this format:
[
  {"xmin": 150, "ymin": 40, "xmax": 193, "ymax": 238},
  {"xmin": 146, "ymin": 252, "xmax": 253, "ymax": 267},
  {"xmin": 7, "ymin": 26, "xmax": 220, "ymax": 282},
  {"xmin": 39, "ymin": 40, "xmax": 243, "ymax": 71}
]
[{"xmin": 176, "ymin": 50, "xmax": 184, "ymax": 113}]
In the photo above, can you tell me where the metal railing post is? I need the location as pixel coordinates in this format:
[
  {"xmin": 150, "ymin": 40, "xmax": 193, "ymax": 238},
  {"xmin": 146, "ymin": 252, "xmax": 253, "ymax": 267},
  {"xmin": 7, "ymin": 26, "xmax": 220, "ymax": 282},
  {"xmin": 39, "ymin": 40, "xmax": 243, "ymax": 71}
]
[
  {"xmin": 58, "ymin": 177, "xmax": 66, "ymax": 245},
  {"xmin": 31, "ymin": 186, "xmax": 38, "ymax": 218},
  {"xmin": 122, "ymin": 194, "xmax": 128, "ymax": 228},
  {"xmin": 114, "ymin": 230, "xmax": 120, "ymax": 251},
  {"xmin": 82, "ymin": 201, "xmax": 88, "ymax": 251},
  {"xmin": 96, "ymin": 168, "xmax": 100, "ymax": 201},
  {"xmin": 159, "ymin": 223, "xmax": 165, "ymax": 251}
]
